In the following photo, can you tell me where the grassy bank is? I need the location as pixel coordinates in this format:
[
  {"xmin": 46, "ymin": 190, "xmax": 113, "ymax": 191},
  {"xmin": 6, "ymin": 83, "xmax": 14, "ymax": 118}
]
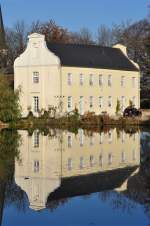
[{"xmin": 13, "ymin": 112, "xmax": 147, "ymax": 131}]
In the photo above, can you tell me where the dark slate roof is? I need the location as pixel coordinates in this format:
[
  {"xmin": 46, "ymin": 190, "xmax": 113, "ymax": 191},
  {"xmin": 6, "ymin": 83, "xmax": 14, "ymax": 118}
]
[
  {"xmin": 47, "ymin": 166, "xmax": 138, "ymax": 203},
  {"xmin": 48, "ymin": 43, "xmax": 139, "ymax": 72}
]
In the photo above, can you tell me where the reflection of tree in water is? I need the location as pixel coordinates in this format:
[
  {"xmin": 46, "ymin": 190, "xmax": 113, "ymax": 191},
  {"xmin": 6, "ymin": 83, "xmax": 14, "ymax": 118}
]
[
  {"xmin": 47, "ymin": 198, "xmax": 69, "ymax": 212},
  {"xmin": 98, "ymin": 191, "xmax": 136, "ymax": 214},
  {"xmin": 0, "ymin": 129, "xmax": 23, "ymax": 225}
]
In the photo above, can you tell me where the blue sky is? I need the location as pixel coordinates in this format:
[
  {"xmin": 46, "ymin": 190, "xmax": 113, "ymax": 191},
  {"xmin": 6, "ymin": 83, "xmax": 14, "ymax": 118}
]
[{"xmin": 1, "ymin": 0, "xmax": 149, "ymax": 33}]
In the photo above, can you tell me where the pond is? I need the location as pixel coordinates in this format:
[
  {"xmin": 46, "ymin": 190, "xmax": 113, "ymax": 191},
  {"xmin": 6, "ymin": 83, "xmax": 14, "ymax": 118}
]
[{"xmin": 0, "ymin": 127, "xmax": 150, "ymax": 226}]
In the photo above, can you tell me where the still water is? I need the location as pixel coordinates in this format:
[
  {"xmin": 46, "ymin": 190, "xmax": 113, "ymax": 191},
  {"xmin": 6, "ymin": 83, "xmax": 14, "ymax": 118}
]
[{"xmin": 0, "ymin": 128, "xmax": 150, "ymax": 226}]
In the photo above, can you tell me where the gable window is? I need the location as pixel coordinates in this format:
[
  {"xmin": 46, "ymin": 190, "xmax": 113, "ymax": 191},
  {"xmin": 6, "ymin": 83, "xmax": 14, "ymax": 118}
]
[
  {"xmin": 68, "ymin": 96, "xmax": 72, "ymax": 111},
  {"xmin": 121, "ymin": 76, "xmax": 125, "ymax": 87},
  {"xmin": 108, "ymin": 75, "xmax": 112, "ymax": 87},
  {"xmin": 33, "ymin": 72, "xmax": 39, "ymax": 83},
  {"xmin": 89, "ymin": 96, "xmax": 93, "ymax": 108},
  {"xmin": 80, "ymin": 74, "xmax": 84, "ymax": 86},
  {"xmin": 33, "ymin": 96, "xmax": 39, "ymax": 112},
  {"xmin": 89, "ymin": 74, "xmax": 94, "ymax": 86},
  {"xmin": 108, "ymin": 96, "xmax": 112, "ymax": 108},
  {"xmin": 99, "ymin": 96, "xmax": 103, "ymax": 108},
  {"xmin": 99, "ymin": 75, "xmax": 103, "ymax": 86},
  {"xmin": 68, "ymin": 73, "xmax": 72, "ymax": 85}
]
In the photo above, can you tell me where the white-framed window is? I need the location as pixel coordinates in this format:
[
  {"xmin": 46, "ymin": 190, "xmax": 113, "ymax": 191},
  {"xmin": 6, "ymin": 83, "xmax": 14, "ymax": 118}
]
[
  {"xmin": 100, "ymin": 133, "xmax": 103, "ymax": 144},
  {"xmin": 121, "ymin": 96, "xmax": 125, "ymax": 110},
  {"xmin": 33, "ymin": 160, "xmax": 40, "ymax": 173},
  {"xmin": 132, "ymin": 77, "xmax": 136, "ymax": 88},
  {"xmin": 67, "ymin": 73, "xmax": 72, "ymax": 86},
  {"xmin": 33, "ymin": 130, "xmax": 40, "ymax": 148},
  {"xmin": 121, "ymin": 131, "xmax": 125, "ymax": 143},
  {"xmin": 33, "ymin": 96, "xmax": 39, "ymax": 112},
  {"xmin": 68, "ymin": 135, "xmax": 72, "ymax": 148},
  {"xmin": 108, "ymin": 153, "xmax": 113, "ymax": 165},
  {"xmin": 80, "ymin": 156, "xmax": 84, "ymax": 169},
  {"xmin": 80, "ymin": 73, "xmax": 84, "ymax": 86},
  {"xmin": 89, "ymin": 74, "xmax": 94, "ymax": 86},
  {"xmin": 121, "ymin": 76, "xmax": 125, "ymax": 87},
  {"xmin": 68, "ymin": 158, "xmax": 72, "ymax": 170},
  {"xmin": 89, "ymin": 96, "xmax": 93, "ymax": 108},
  {"xmin": 68, "ymin": 96, "xmax": 72, "ymax": 111},
  {"xmin": 90, "ymin": 155, "xmax": 94, "ymax": 167},
  {"xmin": 132, "ymin": 96, "xmax": 136, "ymax": 106},
  {"xmin": 79, "ymin": 129, "xmax": 84, "ymax": 147},
  {"xmin": 108, "ymin": 75, "xmax": 112, "ymax": 87},
  {"xmin": 121, "ymin": 151, "xmax": 126, "ymax": 163},
  {"xmin": 33, "ymin": 72, "xmax": 39, "ymax": 83},
  {"xmin": 99, "ymin": 154, "xmax": 103, "ymax": 167},
  {"xmin": 108, "ymin": 96, "xmax": 112, "ymax": 108},
  {"xmin": 89, "ymin": 135, "xmax": 94, "ymax": 146},
  {"xmin": 108, "ymin": 131, "xmax": 113, "ymax": 143},
  {"xmin": 99, "ymin": 75, "xmax": 103, "ymax": 86},
  {"xmin": 99, "ymin": 96, "xmax": 103, "ymax": 108}
]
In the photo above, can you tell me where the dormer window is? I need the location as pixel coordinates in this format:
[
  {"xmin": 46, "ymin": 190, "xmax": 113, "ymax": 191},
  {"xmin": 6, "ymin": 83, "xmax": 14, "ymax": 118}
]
[{"xmin": 33, "ymin": 72, "xmax": 39, "ymax": 83}]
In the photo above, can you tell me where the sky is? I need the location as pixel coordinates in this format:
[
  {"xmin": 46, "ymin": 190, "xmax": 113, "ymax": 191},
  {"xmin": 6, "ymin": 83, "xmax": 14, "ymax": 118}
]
[{"xmin": 1, "ymin": 0, "xmax": 150, "ymax": 34}]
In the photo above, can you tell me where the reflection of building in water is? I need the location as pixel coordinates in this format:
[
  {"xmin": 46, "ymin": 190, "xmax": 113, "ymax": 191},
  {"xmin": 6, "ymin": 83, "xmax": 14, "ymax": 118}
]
[{"xmin": 15, "ymin": 129, "xmax": 140, "ymax": 211}]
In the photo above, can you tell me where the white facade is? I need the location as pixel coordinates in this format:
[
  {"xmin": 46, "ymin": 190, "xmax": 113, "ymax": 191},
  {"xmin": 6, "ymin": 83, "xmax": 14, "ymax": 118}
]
[{"xmin": 14, "ymin": 33, "xmax": 140, "ymax": 117}]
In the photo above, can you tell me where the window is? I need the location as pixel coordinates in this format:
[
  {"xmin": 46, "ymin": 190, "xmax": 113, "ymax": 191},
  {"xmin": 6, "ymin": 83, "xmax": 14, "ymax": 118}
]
[
  {"xmin": 108, "ymin": 153, "xmax": 113, "ymax": 165},
  {"xmin": 108, "ymin": 131, "xmax": 113, "ymax": 143},
  {"xmin": 33, "ymin": 72, "xmax": 39, "ymax": 83},
  {"xmin": 121, "ymin": 76, "xmax": 125, "ymax": 87},
  {"xmin": 108, "ymin": 96, "xmax": 112, "ymax": 107},
  {"xmin": 68, "ymin": 73, "xmax": 72, "ymax": 85},
  {"xmin": 90, "ymin": 155, "xmax": 94, "ymax": 167},
  {"xmin": 121, "ymin": 96, "xmax": 125, "ymax": 110},
  {"xmin": 90, "ymin": 135, "xmax": 94, "ymax": 146},
  {"xmin": 108, "ymin": 75, "xmax": 112, "ymax": 87},
  {"xmin": 89, "ymin": 74, "xmax": 93, "ymax": 86},
  {"xmin": 80, "ymin": 157, "xmax": 84, "ymax": 169},
  {"xmin": 99, "ymin": 75, "xmax": 103, "ymax": 86},
  {"xmin": 68, "ymin": 135, "xmax": 72, "ymax": 148},
  {"xmin": 33, "ymin": 130, "xmax": 39, "ymax": 148},
  {"xmin": 100, "ymin": 133, "xmax": 103, "ymax": 144},
  {"xmin": 33, "ymin": 96, "xmax": 39, "ymax": 112},
  {"xmin": 121, "ymin": 131, "xmax": 125, "ymax": 143},
  {"xmin": 68, "ymin": 96, "xmax": 72, "ymax": 111},
  {"xmin": 132, "ymin": 96, "xmax": 136, "ymax": 106},
  {"xmin": 121, "ymin": 151, "xmax": 126, "ymax": 163},
  {"xmin": 99, "ymin": 154, "xmax": 103, "ymax": 167},
  {"xmin": 80, "ymin": 74, "xmax": 84, "ymax": 86},
  {"xmin": 79, "ymin": 129, "xmax": 84, "ymax": 146},
  {"xmin": 33, "ymin": 160, "xmax": 39, "ymax": 173},
  {"xmin": 89, "ymin": 96, "xmax": 93, "ymax": 108},
  {"xmin": 99, "ymin": 96, "xmax": 103, "ymax": 108},
  {"xmin": 68, "ymin": 158, "xmax": 72, "ymax": 170},
  {"xmin": 132, "ymin": 77, "xmax": 136, "ymax": 88}
]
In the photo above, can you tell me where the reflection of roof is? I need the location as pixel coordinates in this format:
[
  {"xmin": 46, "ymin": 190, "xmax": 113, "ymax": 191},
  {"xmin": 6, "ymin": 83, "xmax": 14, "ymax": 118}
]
[
  {"xmin": 48, "ymin": 43, "xmax": 139, "ymax": 71},
  {"xmin": 47, "ymin": 166, "xmax": 138, "ymax": 203}
]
